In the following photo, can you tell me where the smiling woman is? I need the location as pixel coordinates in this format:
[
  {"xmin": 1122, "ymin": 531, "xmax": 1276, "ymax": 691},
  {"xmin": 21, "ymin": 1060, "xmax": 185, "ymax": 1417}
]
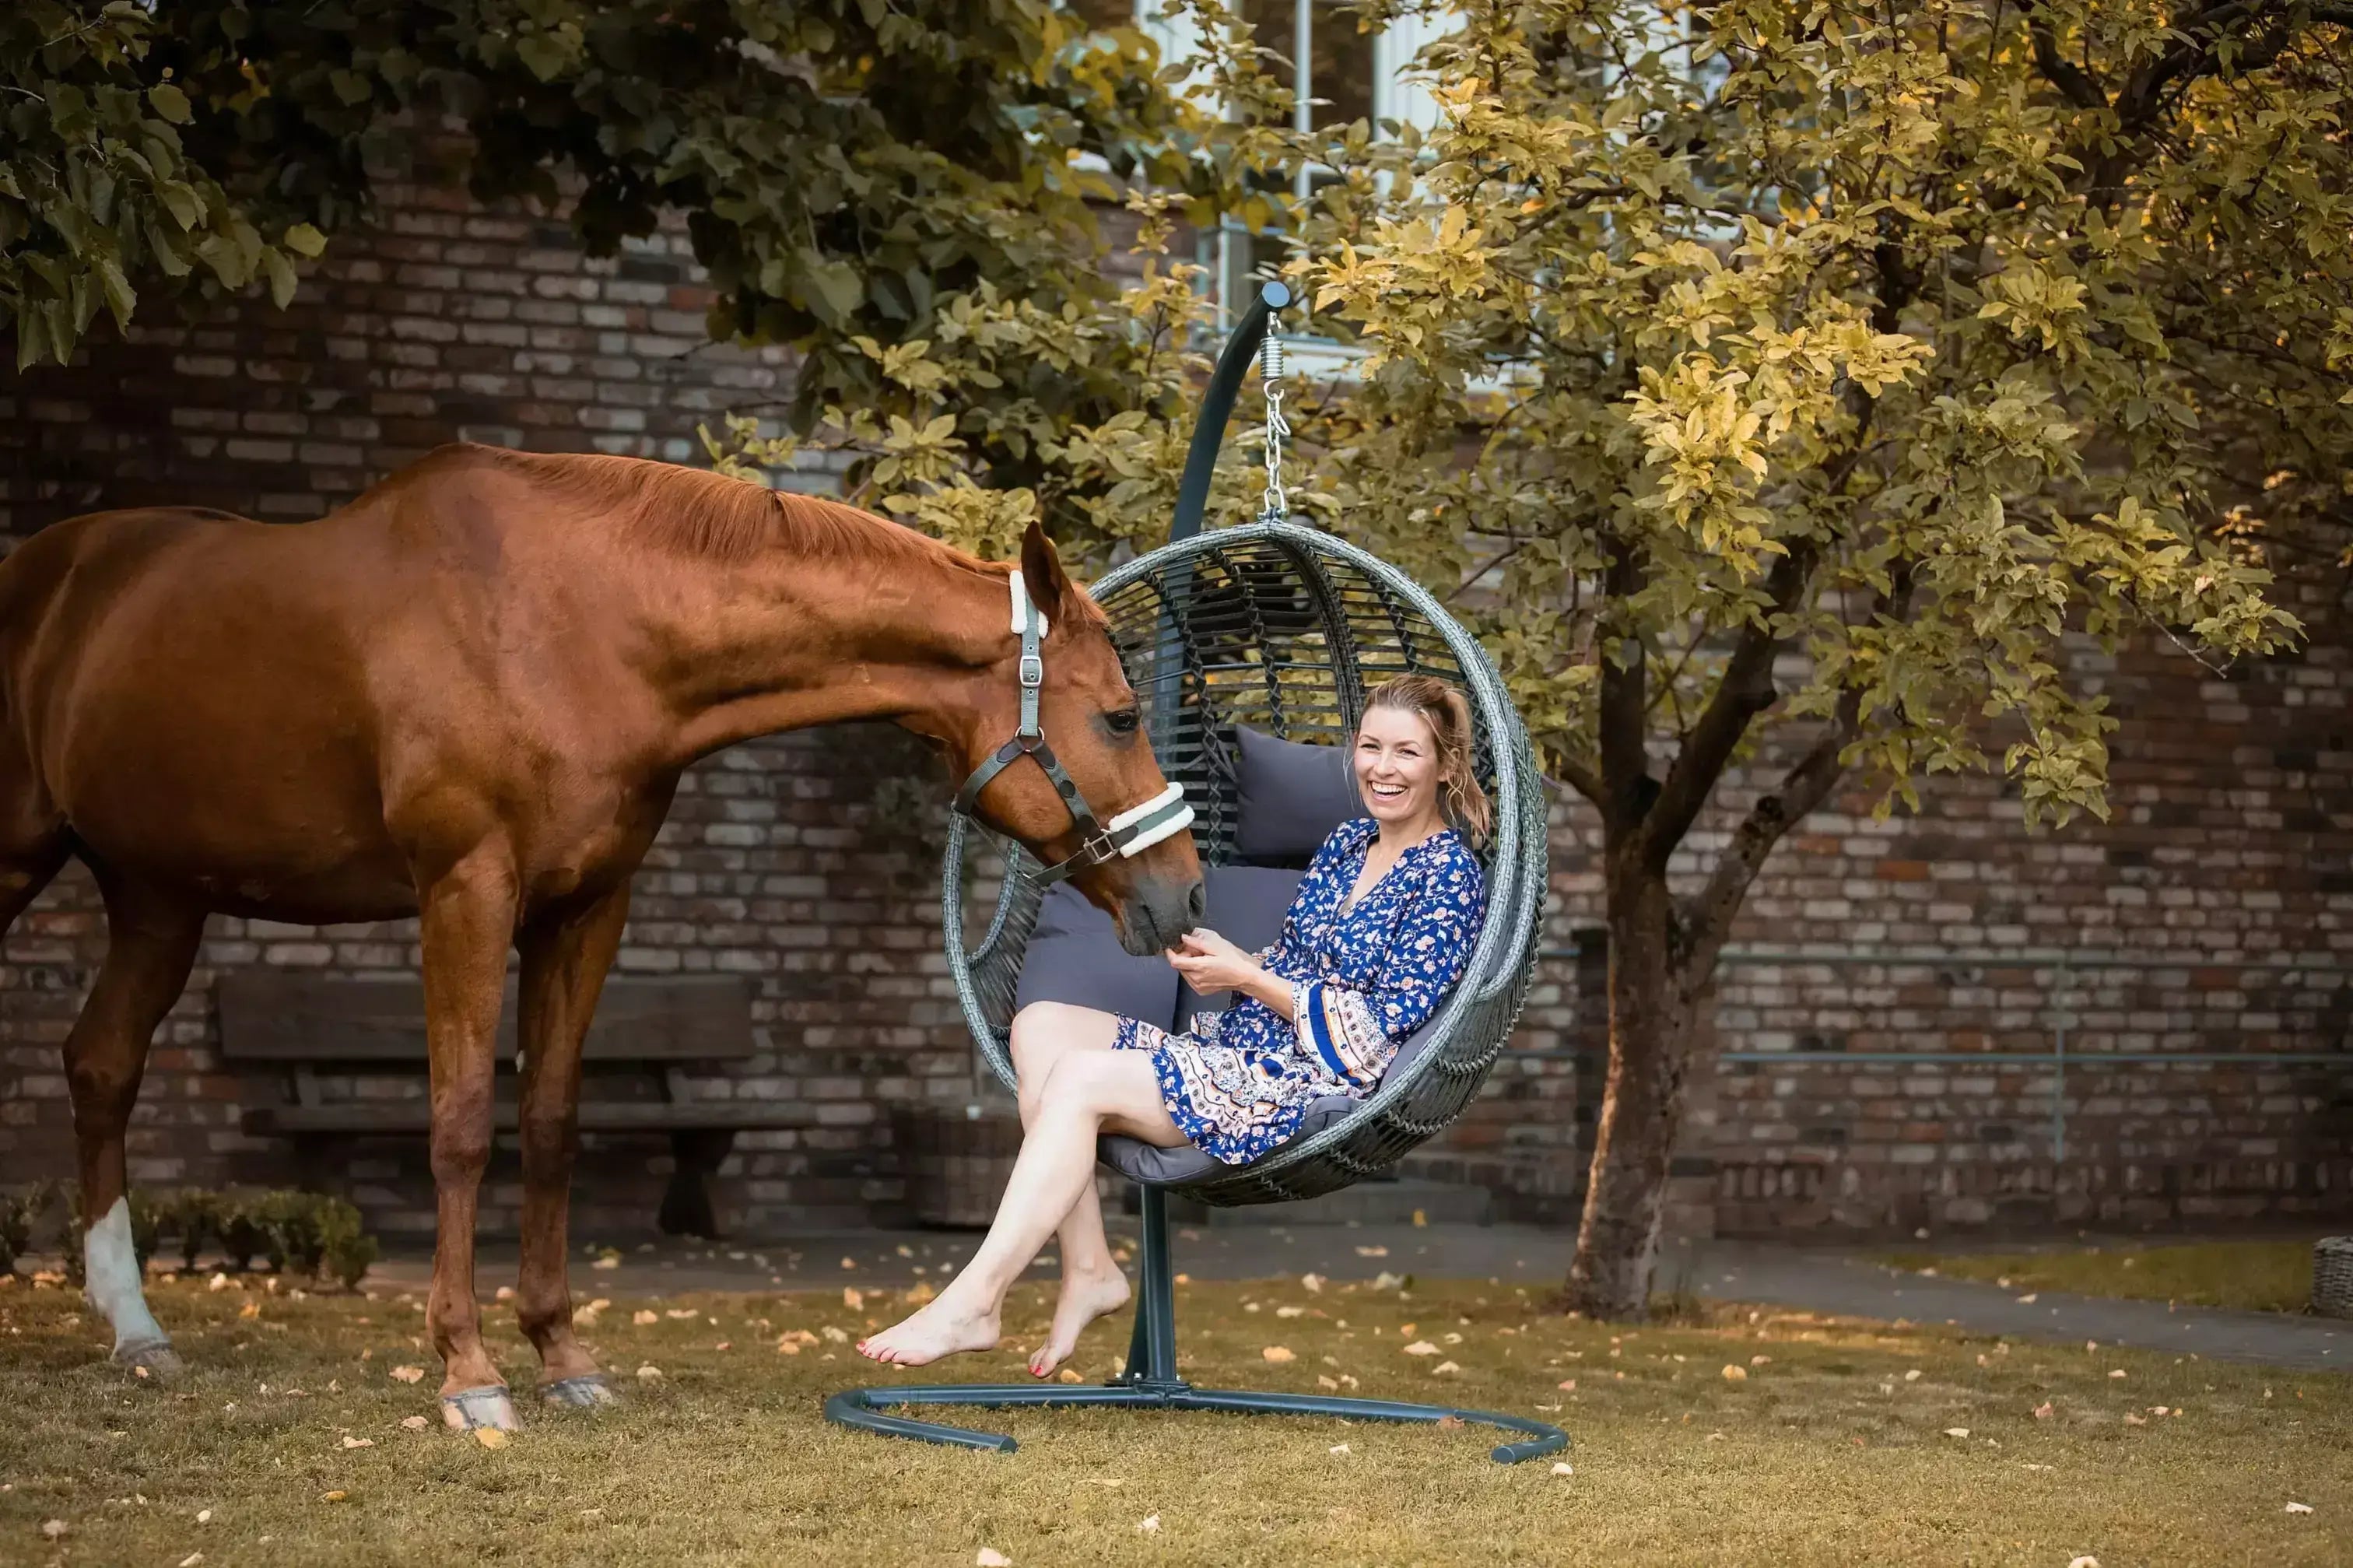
[{"xmin": 855, "ymin": 675, "xmax": 1489, "ymax": 1374}]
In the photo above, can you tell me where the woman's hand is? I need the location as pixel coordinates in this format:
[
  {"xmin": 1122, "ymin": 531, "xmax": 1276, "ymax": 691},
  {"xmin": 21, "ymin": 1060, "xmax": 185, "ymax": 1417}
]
[{"xmin": 1164, "ymin": 928, "xmax": 1262, "ymax": 996}]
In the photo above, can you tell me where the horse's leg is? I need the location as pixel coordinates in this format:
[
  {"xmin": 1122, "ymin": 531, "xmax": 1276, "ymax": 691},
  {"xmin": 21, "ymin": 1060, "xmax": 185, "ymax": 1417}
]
[
  {"xmin": 64, "ymin": 877, "xmax": 203, "ymax": 1375},
  {"xmin": 416, "ymin": 848, "xmax": 523, "ymax": 1432},
  {"xmin": 513, "ymin": 884, "xmax": 629, "ymax": 1409}
]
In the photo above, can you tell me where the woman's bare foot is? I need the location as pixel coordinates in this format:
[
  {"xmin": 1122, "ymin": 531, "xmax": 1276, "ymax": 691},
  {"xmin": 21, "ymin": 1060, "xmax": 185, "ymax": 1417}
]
[
  {"xmin": 856, "ymin": 1295, "xmax": 1001, "ymax": 1368},
  {"xmin": 1027, "ymin": 1267, "xmax": 1132, "ymax": 1378}
]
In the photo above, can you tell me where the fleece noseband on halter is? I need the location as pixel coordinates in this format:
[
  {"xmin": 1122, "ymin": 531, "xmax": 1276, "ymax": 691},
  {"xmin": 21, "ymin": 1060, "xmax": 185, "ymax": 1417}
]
[{"xmin": 951, "ymin": 571, "xmax": 1193, "ymax": 886}]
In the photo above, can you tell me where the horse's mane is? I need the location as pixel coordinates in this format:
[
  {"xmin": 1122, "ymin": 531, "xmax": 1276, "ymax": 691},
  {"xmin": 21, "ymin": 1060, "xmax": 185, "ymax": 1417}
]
[{"xmin": 461, "ymin": 446, "xmax": 1108, "ymax": 633}]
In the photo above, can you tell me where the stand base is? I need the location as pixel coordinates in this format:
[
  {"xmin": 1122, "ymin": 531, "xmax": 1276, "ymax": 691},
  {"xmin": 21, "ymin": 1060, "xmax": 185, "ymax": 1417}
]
[{"xmin": 822, "ymin": 1377, "xmax": 1567, "ymax": 1465}]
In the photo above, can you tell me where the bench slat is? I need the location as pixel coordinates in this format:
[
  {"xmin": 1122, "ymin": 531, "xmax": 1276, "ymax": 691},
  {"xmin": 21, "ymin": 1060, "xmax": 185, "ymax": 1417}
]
[
  {"xmin": 217, "ymin": 973, "xmax": 754, "ymax": 1063},
  {"xmin": 243, "ymin": 1101, "xmax": 787, "ymax": 1136}
]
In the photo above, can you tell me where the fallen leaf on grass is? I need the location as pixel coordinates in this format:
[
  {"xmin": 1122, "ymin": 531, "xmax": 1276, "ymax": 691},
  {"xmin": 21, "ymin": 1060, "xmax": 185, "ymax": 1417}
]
[
  {"xmin": 591, "ymin": 1251, "xmax": 621, "ymax": 1271},
  {"xmin": 401, "ymin": 1416, "xmax": 429, "ymax": 1432},
  {"xmin": 2016, "ymin": 1293, "xmax": 2038, "ymax": 1303},
  {"xmin": 777, "ymin": 1339, "xmax": 802, "ymax": 1356},
  {"xmin": 1721, "ymin": 1365, "xmax": 1748, "ymax": 1383},
  {"xmin": 2034, "ymin": 1402, "xmax": 2053, "ymax": 1419},
  {"xmin": 636, "ymin": 1365, "xmax": 663, "ymax": 1381},
  {"xmin": 1276, "ymin": 1307, "xmax": 1304, "ymax": 1318},
  {"xmin": 1432, "ymin": 1361, "xmax": 1461, "ymax": 1375},
  {"xmin": 1136, "ymin": 1514, "xmax": 1160, "ymax": 1535},
  {"xmin": 321, "ymin": 1491, "xmax": 348, "ymax": 1503},
  {"xmin": 903, "ymin": 1281, "xmax": 936, "ymax": 1305},
  {"xmin": 1557, "ymin": 1380, "xmax": 1576, "ymax": 1392},
  {"xmin": 1943, "ymin": 1428, "xmax": 1970, "ymax": 1439},
  {"xmin": 2288, "ymin": 1503, "xmax": 2314, "ymax": 1515},
  {"xmin": 1412, "ymin": 1208, "xmax": 1427, "ymax": 1226},
  {"xmin": 40, "ymin": 1521, "xmax": 66, "ymax": 1540},
  {"xmin": 1402, "ymin": 1341, "xmax": 1439, "ymax": 1356},
  {"xmin": 473, "ymin": 1429, "xmax": 509, "ymax": 1450},
  {"xmin": 1903, "ymin": 1370, "xmax": 1922, "ymax": 1382},
  {"xmin": 1330, "ymin": 1442, "xmax": 1352, "ymax": 1454},
  {"xmin": 195, "ymin": 1510, "xmax": 212, "ymax": 1525},
  {"xmin": 1057, "ymin": 1370, "xmax": 1083, "ymax": 1384},
  {"xmin": 844, "ymin": 1288, "xmax": 864, "ymax": 1310},
  {"xmin": 2123, "ymin": 1414, "xmax": 2147, "ymax": 1426},
  {"xmin": 1317, "ymin": 1375, "xmax": 1338, "ymax": 1391},
  {"xmin": 1435, "ymin": 1415, "xmax": 1464, "ymax": 1429},
  {"xmin": 2108, "ymin": 1370, "xmax": 2127, "ymax": 1380},
  {"xmin": 1550, "ymin": 1462, "xmax": 1573, "ymax": 1478},
  {"xmin": 822, "ymin": 1326, "xmax": 850, "ymax": 1345},
  {"xmin": 977, "ymin": 1549, "xmax": 1012, "ymax": 1567},
  {"xmin": 2067, "ymin": 1557, "xmax": 2099, "ymax": 1568},
  {"xmin": 1262, "ymin": 1346, "xmax": 1296, "ymax": 1363},
  {"xmin": 633, "ymin": 1310, "xmax": 658, "ymax": 1327},
  {"xmin": 665, "ymin": 1309, "xmax": 697, "ymax": 1321},
  {"xmin": 390, "ymin": 1365, "xmax": 424, "ymax": 1384},
  {"xmin": 340, "ymin": 1436, "xmax": 374, "ymax": 1450},
  {"xmin": 239, "ymin": 1302, "xmax": 260, "ymax": 1320},
  {"xmin": 1301, "ymin": 1273, "xmax": 1324, "ymax": 1293},
  {"xmin": 177, "ymin": 1553, "xmax": 203, "ymax": 1567},
  {"xmin": 1355, "ymin": 1246, "xmax": 1387, "ymax": 1258}
]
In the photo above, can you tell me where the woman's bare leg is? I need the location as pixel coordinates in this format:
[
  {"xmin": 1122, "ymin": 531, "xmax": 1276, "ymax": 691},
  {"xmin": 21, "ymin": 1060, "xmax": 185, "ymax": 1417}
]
[
  {"xmin": 1008, "ymin": 1003, "xmax": 1133, "ymax": 1374},
  {"xmin": 858, "ymin": 1052, "xmax": 1184, "ymax": 1368}
]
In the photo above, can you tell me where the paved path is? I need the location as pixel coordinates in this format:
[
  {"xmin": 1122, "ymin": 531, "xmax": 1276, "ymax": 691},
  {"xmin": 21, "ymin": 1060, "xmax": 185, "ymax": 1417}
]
[{"xmin": 359, "ymin": 1220, "xmax": 2348, "ymax": 1373}]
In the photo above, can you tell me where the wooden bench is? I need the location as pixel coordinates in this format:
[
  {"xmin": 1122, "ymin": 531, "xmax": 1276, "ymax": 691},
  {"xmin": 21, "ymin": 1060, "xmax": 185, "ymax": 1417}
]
[{"xmin": 219, "ymin": 972, "xmax": 766, "ymax": 1237}]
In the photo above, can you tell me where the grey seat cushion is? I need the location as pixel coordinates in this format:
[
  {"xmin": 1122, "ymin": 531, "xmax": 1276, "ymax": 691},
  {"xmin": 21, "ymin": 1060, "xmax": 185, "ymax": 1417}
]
[
  {"xmin": 1233, "ymin": 725, "xmax": 1363, "ymax": 866},
  {"xmin": 1013, "ymin": 882, "xmax": 1180, "ymax": 1030},
  {"xmin": 1099, "ymin": 1013, "xmax": 1443, "ymax": 1186},
  {"xmin": 1173, "ymin": 865, "xmax": 1304, "ymax": 1030}
]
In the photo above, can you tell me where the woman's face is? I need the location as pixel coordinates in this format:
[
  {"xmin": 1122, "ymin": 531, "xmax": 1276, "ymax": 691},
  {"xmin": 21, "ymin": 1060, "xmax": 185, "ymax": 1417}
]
[{"xmin": 1354, "ymin": 704, "xmax": 1444, "ymax": 830}]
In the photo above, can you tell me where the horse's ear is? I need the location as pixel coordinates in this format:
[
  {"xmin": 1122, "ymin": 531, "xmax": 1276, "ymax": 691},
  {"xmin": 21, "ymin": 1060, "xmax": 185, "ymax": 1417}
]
[{"xmin": 1018, "ymin": 521, "xmax": 1075, "ymax": 630}]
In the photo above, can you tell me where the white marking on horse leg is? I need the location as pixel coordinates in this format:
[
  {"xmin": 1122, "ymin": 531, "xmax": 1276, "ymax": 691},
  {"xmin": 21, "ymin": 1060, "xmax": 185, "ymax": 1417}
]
[{"xmin": 84, "ymin": 1197, "xmax": 168, "ymax": 1356}]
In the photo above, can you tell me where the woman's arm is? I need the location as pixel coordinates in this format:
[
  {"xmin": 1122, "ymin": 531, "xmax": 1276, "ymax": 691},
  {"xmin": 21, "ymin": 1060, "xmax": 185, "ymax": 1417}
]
[{"xmin": 1290, "ymin": 851, "xmax": 1485, "ymax": 1085}]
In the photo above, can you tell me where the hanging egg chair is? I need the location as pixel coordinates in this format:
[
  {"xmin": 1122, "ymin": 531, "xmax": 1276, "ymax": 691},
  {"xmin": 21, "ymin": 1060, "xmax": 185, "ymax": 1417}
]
[{"xmin": 827, "ymin": 283, "xmax": 1563, "ymax": 1465}]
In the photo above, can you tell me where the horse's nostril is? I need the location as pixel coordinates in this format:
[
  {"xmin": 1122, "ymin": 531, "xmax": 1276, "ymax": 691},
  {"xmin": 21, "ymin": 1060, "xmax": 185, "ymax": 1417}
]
[{"xmin": 1186, "ymin": 881, "xmax": 1206, "ymax": 926}]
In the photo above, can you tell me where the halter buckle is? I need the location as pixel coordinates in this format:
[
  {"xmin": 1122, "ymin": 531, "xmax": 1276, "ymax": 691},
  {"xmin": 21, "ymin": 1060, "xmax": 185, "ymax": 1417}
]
[{"xmin": 1018, "ymin": 653, "xmax": 1043, "ymax": 689}]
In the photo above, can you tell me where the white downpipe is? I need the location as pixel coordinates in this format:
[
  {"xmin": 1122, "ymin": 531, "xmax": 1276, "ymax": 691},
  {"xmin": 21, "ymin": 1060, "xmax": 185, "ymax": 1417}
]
[{"xmin": 84, "ymin": 1196, "xmax": 167, "ymax": 1356}]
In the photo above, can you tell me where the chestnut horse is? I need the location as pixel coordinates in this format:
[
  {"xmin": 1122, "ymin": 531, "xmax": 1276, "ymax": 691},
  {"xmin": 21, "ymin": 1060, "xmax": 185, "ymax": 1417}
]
[{"xmin": 0, "ymin": 444, "xmax": 1202, "ymax": 1429}]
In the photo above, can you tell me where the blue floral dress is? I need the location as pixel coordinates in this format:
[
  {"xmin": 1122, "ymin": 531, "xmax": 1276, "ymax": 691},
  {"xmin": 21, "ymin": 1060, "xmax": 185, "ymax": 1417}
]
[{"xmin": 1113, "ymin": 817, "xmax": 1486, "ymax": 1164}]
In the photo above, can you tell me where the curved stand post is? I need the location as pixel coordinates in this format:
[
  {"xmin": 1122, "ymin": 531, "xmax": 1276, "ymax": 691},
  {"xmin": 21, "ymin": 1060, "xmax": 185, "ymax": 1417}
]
[{"xmin": 822, "ymin": 1186, "xmax": 1569, "ymax": 1466}]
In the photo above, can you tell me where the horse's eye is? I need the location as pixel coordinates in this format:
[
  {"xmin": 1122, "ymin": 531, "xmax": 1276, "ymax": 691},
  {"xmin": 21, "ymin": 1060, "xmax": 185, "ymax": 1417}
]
[{"xmin": 1104, "ymin": 707, "xmax": 1141, "ymax": 737}]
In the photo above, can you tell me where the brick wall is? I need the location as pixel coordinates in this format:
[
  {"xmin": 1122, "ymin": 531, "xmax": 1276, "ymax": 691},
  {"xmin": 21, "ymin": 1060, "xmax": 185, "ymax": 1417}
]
[{"xmin": 5, "ymin": 174, "xmax": 2348, "ymax": 1243}]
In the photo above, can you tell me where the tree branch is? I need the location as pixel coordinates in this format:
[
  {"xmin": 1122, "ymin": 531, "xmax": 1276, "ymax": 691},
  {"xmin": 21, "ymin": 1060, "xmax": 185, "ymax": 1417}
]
[
  {"xmin": 1674, "ymin": 686, "xmax": 1864, "ymax": 987},
  {"xmin": 1596, "ymin": 541, "xmax": 1651, "ymax": 844},
  {"xmin": 1634, "ymin": 543, "xmax": 1816, "ymax": 872}
]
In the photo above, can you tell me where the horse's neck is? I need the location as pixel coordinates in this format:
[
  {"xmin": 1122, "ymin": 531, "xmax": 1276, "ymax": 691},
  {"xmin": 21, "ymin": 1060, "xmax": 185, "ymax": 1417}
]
[{"xmin": 645, "ymin": 526, "xmax": 1008, "ymax": 764}]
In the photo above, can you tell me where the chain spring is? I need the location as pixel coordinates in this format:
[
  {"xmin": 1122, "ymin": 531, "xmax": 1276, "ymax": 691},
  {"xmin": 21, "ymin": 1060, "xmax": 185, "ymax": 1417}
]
[{"xmin": 1257, "ymin": 331, "xmax": 1290, "ymax": 523}]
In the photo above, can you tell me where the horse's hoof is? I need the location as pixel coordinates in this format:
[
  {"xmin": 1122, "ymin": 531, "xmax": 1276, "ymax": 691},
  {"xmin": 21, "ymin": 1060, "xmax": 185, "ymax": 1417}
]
[
  {"xmin": 114, "ymin": 1339, "xmax": 184, "ymax": 1380},
  {"xmin": 440, "ymin": 1384, "xmax": 521, "ymax": 1433},
  {"xmin": 542, "ymin": 1373, "xmax": 619, "ymax": 1410}
]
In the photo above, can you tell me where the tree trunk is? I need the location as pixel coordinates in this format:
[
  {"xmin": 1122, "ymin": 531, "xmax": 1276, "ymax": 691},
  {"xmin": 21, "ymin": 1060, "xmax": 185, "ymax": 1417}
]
[{"xmin": 1562, "ymin": 861, "xmax": 1695, "ymax": 1319}]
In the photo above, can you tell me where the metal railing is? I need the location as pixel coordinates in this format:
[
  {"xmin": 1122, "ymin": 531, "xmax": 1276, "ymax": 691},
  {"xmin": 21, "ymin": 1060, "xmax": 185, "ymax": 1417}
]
[{"xmin": 1523, "ymin": 942, "xmax": 2353, "ymax": 1160}]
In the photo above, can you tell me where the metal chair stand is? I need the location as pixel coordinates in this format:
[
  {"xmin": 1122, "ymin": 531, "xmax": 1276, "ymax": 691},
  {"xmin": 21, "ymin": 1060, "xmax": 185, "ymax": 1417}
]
[{"xmin": 822, "ymin": 1186, "xmax": 1569, "ymax": 1465}]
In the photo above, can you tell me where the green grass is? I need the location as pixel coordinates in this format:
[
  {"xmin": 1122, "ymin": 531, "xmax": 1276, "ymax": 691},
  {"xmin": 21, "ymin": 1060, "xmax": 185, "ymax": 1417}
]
[
  {"xmin": 0, "ymin": 1267, "xmax": 2347, "ymax": 1566},
  {"xmin": 1878, "ymin": 1240, "xmax": 2323, "ymax": 1314}
]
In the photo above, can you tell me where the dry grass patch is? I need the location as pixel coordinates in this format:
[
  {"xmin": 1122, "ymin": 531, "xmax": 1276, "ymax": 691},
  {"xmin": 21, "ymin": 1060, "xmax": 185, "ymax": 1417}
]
[
  {"xmin": 0, "ymin": 1268, "xmax": 2345, "ymax": 1566},
  {"xmin": 1880, "ymin": 1240, "xmax": 2323, "ymax": 1314}
]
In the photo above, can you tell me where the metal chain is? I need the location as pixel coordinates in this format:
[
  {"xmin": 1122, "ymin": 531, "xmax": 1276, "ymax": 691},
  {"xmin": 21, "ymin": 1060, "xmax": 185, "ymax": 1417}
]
[{"xmin": 1257, "ymin": 332, "xmax": 1290, "ymax": 523}]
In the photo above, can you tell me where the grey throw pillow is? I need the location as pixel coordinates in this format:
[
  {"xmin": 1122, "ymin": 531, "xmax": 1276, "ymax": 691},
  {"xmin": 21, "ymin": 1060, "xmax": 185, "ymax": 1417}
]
[
  {"xmin": 1233, "ymin": 724, "xmax": 1364, "ymax": 866},
  {"xmin": 1173, "ymin": 865, "xmax": 1304, "ymax": 1029},
  {"xmin": 1012, "ymin": 882, "xmax": 1182, "ymax": 1031}
]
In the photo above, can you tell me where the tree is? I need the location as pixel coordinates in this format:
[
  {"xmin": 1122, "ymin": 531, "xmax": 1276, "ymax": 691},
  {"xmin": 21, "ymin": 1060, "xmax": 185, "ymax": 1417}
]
[
  {"xmin": 0, "ymin": 0, "xmax": 1228, "ymax": 461},
  {"xmin": 1282, "ymin": 0, "xmax": 2338, "ymax": 1314}
]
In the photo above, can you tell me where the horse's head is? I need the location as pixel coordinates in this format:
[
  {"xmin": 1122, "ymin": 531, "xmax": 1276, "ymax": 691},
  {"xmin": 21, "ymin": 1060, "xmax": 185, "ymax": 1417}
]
[{"xmin": 947, "ymin": 523, "xmax": 1204, "ymax": 956}]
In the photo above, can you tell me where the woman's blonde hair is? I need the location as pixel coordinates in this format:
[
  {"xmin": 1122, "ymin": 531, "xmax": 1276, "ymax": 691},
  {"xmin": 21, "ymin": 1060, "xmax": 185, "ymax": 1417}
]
[{"xmin": 1363, "ymin": 675, "xmax": 1492, "ymax": 848}]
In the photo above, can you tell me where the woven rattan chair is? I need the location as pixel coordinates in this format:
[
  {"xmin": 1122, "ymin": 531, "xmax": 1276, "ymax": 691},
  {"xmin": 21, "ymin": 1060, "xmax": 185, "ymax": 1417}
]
[{"xmin": 826, "ymin": 285, "xmax": 1562, "ymax": 1464}]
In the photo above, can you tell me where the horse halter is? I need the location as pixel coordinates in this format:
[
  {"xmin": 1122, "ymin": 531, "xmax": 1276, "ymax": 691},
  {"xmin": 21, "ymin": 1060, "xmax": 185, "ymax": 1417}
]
[{"xmin": 950, "ymin": 572, "xmax": 1194, "ymax": 886}]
